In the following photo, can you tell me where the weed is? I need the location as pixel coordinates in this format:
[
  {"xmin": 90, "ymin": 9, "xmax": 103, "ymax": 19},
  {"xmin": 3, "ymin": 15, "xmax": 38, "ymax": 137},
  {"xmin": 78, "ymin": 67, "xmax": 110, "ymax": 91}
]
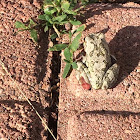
[
  {"xmin": 15, "ymin": 0, "xmax": 88, "ymax": 78},
  {"xmin": 15, "ymin": 19, "xmax": 38, "ymax": 42}
]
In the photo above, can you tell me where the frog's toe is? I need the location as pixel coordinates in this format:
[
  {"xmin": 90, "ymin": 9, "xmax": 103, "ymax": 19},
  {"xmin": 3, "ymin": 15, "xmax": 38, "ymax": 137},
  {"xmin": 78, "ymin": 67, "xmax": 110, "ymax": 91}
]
[{"xmin": 101, "ymin": 81, "xmax": 109, "ymax": 89}]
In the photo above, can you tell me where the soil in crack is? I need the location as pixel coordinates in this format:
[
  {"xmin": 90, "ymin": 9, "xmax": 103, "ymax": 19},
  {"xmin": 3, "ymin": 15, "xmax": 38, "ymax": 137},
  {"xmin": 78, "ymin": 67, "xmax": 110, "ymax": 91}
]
[{"xmin": 48, "ymin": 51, "xmax": 61, "ymax": 140}]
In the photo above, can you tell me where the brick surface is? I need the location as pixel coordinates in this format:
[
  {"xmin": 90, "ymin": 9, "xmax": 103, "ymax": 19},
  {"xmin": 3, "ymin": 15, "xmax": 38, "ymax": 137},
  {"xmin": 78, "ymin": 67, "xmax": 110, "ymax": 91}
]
[{"xmin": 57, "ymin": 3, "xmax": 140, "ymax": 140}]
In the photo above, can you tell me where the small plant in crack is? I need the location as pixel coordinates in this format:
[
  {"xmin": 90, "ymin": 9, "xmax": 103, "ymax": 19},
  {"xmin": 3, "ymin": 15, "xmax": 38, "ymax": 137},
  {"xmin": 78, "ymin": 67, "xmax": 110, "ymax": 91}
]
[
  {"xmin": 15, "ymin": 19, "xmax": 38, "ymax": 42},
  {"xmin": 48, "ymin": 24, "xmax": 85, "ymax": 78},
  {"xmin": 15, "ymin": 0, "xmax": 88, "ymax": 78}
]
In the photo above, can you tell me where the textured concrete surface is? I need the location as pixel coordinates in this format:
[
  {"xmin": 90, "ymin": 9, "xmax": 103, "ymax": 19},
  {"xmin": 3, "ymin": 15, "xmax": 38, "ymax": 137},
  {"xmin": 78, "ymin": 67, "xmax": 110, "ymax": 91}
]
[
  {"xmin": 0, "ymin": 0, "xmax": 52, "ymax": 139},
  {"xmin": 57, "ymin": 2, "xmax": 140, "ymax": 140}
]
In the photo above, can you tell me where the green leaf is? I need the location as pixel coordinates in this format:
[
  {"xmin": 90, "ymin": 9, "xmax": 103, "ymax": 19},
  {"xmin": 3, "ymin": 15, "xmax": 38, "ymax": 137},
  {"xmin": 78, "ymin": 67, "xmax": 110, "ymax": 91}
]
[
  {"xmin": 75, "ymin": 25, "xmax": 85, "ymax": 33},
  {"xmin": 44, "ymin": 25, "xmax": 48, "ymax": 32},
  {"xmin": 44, "ymin": 7, "xmax": 57, "ymax": 15},
  {"xmin": 44, "ymin": 15, "xmax": 50, "ymax": 21},
  {"xmin": 50, "ymin": 33, "xmax": 58, "ymax": 40},
  {"xmin": 57, "ymin": 0, "xmax": 61, "ymax": 3},
  {"xmin": 58, "ymin": 20, "xmax": 68, "ymax": 25},
  {"xmin": 72, "ymin": 61, "xmax": 78, "ymax": 69},
  {"xmin": 64, "ymin": 59, "xmax": 70, "ymax": 63},
  {"xmin": 70, "ymin": 20, "xmax": 81, "ymax": 25},
  {"xmin": 29, "ymin": 19, "xmax": 36, "ymax": 25},
  {"xmin": 48, "ymin": 44, "xmax": 68, "ymax": 51},
  {"xmin": 61, "ymin": 1, "xmax": 70, "ymax": 11},
  {"xmin": 45, "ymin": 15, "xmax": 53, "ymax": 24},
  {"xmin": 62, "ymin": 63, "xmax": 71, "ymax": 78},
  {"xmin": 29, "ymin": 19, "xmax": 36, "ymax": 28},
  {"xmin": 64, "ymin": 48, "xmax": 71, "ymax": 61},
  {"xmin": 69, "ymin": 31, "xmax": 72, "ymax": 40},
  {"xmin": 30, "ymin": 29, "xmax": 38, "ymax": 42},
  {"xmin": 38, "ymin": 15, "xmax": 46, "ymax": 20},
  {"xmin": 44, "ymin": 0, "xmax": 52, "ymax": 4},
  {"xmin": 53, "ymin": 20, "xmax": 68, "ymax": 25},
  {"xmin": 15, "ymin": 21, "xmax": 26, "ymax": 29},
  {"xmin": 53, "ymin": 14, "xmax": 67, "ymax": 22},
  {"xmin": 39, "ymin": 14, "xmax": 52, "ymax": 24},
  {"xmin": 51, "ymin": 8, "xmax": 57, "ymax": 14},
  {"xmin": 70, "ymin": 33, "xmax": 82, "ymax": 52},
  {"xmin": 64, "ymin": 10, "xmax": 77, "ymax": 15}
]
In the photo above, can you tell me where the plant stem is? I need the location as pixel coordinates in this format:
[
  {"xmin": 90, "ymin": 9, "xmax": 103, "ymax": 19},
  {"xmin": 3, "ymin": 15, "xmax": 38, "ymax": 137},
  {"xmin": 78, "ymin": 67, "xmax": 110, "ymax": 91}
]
[{"xmin": 53, "ymin": 24, "xmax": 60, "ymax": 38}]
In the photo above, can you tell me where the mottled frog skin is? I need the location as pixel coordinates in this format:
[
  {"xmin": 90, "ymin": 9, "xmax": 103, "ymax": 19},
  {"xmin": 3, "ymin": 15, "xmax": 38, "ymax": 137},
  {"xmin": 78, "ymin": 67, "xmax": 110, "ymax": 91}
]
[{"xmin": 76, "ymin": 33, "xmax": 119, "ymax": 89}]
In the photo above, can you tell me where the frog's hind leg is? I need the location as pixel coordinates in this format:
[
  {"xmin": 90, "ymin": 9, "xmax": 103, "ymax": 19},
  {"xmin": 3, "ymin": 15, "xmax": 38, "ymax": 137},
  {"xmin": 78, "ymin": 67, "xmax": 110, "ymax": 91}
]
[
  {"xmin": 101, "ymin": 63, "xmax": 120, "ymax": 89},
  {"xmin": 76, "ymin": 62, "xmax": 91, "ymax": 89},
  {"xmin": 76, "ymin": 62, "xmax": 90, "ymax": 83}
]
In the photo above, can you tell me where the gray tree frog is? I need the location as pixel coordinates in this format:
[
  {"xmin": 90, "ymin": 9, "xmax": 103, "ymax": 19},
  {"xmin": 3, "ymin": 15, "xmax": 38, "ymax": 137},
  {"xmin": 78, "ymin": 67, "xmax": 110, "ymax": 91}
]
[{"xmin": 76, "ymin": 33, "xmax": 119, "ymax": 90}]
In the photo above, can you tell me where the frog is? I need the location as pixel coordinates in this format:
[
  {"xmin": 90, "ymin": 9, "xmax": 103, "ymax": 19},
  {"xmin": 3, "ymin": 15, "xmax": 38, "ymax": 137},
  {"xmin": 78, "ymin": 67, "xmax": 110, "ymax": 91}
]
[{"xmin": 76, "ymin": 33, "xmax": 120, "ymax": 90}]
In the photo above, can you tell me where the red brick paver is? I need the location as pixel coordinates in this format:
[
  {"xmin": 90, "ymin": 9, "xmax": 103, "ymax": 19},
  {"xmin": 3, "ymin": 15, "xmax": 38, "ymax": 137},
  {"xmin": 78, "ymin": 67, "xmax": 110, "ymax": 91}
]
[{"xmin": 58, "ymin": 3, "xmax": 140, "ymax": 140}]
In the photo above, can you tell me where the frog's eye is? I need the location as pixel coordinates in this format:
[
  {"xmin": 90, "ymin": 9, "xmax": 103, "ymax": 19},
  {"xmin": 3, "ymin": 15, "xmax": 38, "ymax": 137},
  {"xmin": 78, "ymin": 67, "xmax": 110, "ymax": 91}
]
[{"xmin": 89, "ymin": 34, "xmax": 94, "ymax": 39}]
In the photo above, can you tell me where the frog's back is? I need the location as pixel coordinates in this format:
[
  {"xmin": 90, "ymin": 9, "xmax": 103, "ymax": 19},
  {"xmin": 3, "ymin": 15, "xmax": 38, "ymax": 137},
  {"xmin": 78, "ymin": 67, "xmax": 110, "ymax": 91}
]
[{"xmin": 85, "ymin": 33, "xmax": 111, "ymax": 89}]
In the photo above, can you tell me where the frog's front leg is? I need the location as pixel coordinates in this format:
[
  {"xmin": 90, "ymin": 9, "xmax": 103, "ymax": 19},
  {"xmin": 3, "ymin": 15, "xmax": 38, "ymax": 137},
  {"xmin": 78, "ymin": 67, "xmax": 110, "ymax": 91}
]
[
  {"xmin": 76, "ymin": 62, "xmax": 91, "ymax": 90},
  {"xmin": 101, "ymin": 63, "xmax": 120, "ymax": 89}
]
